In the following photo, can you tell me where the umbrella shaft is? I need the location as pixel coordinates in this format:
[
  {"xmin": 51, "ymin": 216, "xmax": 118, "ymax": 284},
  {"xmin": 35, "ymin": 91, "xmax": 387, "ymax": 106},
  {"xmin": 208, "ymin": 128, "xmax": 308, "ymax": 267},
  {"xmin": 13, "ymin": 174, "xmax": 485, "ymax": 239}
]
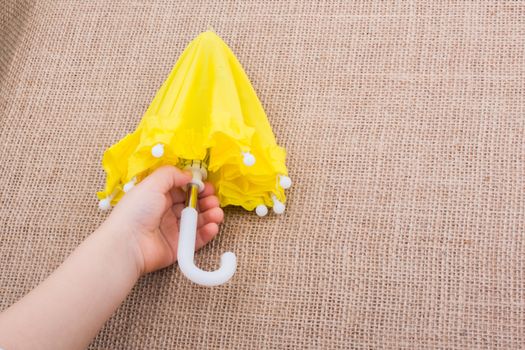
[{"xmin": 186, "ymin": 183, "xmax": 199, "ymax": 209}]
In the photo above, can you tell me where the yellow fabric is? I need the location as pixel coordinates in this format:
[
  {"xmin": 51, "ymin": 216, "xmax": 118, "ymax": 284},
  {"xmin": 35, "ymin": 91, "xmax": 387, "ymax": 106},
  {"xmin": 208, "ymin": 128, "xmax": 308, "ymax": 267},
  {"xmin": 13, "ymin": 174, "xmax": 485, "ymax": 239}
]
[{"xmin": 98, "ymin": 31, "xmax": 288, "ymax": 211}]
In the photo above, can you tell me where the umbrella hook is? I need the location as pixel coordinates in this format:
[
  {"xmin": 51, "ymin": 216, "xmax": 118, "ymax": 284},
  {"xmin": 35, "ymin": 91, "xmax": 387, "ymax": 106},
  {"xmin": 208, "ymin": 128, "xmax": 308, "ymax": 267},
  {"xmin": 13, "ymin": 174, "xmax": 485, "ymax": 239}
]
[{"xmin": 177, "ymin": 161, "xmax": 237, "ymax": 286}]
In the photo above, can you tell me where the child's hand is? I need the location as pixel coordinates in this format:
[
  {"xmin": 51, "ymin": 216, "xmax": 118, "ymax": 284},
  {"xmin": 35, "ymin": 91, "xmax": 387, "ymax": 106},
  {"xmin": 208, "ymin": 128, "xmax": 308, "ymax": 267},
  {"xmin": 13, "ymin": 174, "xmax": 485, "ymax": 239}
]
[
  {"xmin": 105, "ymin": 166, "xmax": 224, "ymax": 275},
  {"xmin": 0, "ymin": 165, "xmax": 223, "ymax": 348}
]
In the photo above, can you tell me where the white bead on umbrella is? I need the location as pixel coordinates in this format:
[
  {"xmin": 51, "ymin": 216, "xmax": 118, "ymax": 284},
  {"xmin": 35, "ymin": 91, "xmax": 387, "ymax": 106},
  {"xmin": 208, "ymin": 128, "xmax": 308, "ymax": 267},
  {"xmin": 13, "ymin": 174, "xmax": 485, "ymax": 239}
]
[
  {"xmin": 151, "ymin": 143, "xmax": 165, "ymax": 158},
  {"xmin": 254, "ymin": 174, "xmax": 292, "ymax": 217},
  {"xmin": 123, "ymin": 177, "xmax": 137, "ymax": 193},
  {"xmin": 242, "ymin": 151, "xmax": 256, "ymax": 166}
]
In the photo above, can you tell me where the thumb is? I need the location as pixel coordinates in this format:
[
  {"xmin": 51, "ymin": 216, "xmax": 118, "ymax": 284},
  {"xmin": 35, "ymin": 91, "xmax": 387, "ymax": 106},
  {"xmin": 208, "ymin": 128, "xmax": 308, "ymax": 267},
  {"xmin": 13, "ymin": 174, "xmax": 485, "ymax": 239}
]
[{"xmin": 139, "ymin": 166, "xmax": 192, "ymax": 194}]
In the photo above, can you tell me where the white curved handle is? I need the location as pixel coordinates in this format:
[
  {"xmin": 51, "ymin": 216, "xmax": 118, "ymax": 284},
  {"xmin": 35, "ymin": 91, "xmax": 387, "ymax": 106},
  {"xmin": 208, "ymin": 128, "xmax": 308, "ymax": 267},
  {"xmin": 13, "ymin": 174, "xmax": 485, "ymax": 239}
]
[{"xmin": 177, "ymin": 207, "xmax": 237, "ymax": 286}]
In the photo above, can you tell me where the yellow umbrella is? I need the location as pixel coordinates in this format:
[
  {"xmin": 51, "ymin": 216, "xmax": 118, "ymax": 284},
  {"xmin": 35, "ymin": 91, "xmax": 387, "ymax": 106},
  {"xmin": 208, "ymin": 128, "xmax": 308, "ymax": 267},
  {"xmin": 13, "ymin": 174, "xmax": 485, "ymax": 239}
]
[{"xmin": 97, "ymin": 31, "xmax": 291, "ymax": 285}]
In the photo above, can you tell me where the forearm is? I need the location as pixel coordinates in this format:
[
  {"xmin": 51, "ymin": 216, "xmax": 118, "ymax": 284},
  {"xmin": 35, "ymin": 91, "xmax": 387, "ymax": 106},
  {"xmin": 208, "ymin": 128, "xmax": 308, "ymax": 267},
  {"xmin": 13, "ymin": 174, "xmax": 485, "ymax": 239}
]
[{"xmin": 0, "ymin": 224, "xmax": 141, "ymax": 350}]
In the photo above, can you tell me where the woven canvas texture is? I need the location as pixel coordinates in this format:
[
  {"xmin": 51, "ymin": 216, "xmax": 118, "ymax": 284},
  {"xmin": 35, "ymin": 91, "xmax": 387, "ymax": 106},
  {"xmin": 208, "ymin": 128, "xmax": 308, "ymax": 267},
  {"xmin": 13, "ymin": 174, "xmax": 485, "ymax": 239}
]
[{"xmin": 1, "ymin": 1, "xmax": 524, "ymax": 349}]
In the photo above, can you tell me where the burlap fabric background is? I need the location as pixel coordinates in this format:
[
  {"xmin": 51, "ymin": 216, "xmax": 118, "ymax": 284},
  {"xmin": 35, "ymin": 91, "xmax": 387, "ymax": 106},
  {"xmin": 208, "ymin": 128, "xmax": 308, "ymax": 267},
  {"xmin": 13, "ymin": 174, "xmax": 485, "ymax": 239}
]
[{"xmin": 1, "ymin": 1, "xmax": 524, "ymax": 349}]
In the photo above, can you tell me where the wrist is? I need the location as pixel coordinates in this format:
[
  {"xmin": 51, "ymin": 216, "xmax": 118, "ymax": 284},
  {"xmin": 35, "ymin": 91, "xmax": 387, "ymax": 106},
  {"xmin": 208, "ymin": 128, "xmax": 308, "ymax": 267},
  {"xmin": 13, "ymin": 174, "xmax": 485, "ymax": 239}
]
[{"xmin": 97, "ymin": 218, "xmax": 145, "ymax": 279}]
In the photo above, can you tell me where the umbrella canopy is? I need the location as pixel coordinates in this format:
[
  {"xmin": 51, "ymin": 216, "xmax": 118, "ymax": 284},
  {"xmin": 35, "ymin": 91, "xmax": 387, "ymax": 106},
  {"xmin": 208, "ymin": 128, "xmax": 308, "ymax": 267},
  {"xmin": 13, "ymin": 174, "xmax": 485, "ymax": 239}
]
[{"xmin": 98, "ymin": 31, "xmax": 291, "ymax": 216}]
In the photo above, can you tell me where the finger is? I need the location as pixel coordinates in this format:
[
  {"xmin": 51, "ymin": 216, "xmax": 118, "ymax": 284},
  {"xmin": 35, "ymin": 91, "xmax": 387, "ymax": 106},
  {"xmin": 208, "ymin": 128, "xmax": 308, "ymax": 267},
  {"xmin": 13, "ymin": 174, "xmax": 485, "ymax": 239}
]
[
  {"xmin": 163, "ymin": 193, "xmax": 174, "ymax": 211},
  {"xmin": 195, "ymin": 222, "xmax": 219, "ymax": 249},
  {"xmin": 171, "ymin": 196, "xmax": 220, "ymax": 222},
  {"xmin": 139, "ymin": 166, "xmax": 192, "ymax": 194},
  {"xmin": 171, "ymin": 203, "xmax": 224, "ymax": 223},
  {"xmin": 198, "ymin": 195, "xmax": 220, "ymax": 212},
  {"xmin": 198, "ymin": 182, "xmax": 215, "ymax": 198},
  {"xmin": 197, "ymin": 207, "xmax": 224, "ymax": 228},
  {"xmin": 170, "ymin": 187, "xmax": 186, "ymax": 204},
  {"xmin": 172, "ymin": 203, "xmax": 185, "ymax": 218}
]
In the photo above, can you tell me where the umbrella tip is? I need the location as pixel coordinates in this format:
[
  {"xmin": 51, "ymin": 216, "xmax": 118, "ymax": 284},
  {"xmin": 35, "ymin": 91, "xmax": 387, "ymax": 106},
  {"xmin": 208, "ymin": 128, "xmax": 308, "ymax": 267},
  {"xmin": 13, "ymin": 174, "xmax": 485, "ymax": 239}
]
[
  {"xmin": 279, "ymin": 175, "xmax": 292, "ymax": 189},
  {"xmin": 98, "ymin": 198, "xmax": 112, "ymax": 211},
  {"xmin": 98, "ymin": 191, "xmax": 117, "ymax": 210},
  {"xmin": 242, "ymin": 151, "xmax": 256, "ymax": 166},
  {"xmin": 123, "ymin": 177, "xmax": 137, "ymax": 193},
  {"xmin": 271, "ymin": 195, "xmax": 285, "ymax": 214},
  {"xmin": 151, "ymin": 143, "xmax": 165, "ymax": 158},
  {"xmin": 255, "ymin": 204, "xmax": 268, "ymax": 217}
]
